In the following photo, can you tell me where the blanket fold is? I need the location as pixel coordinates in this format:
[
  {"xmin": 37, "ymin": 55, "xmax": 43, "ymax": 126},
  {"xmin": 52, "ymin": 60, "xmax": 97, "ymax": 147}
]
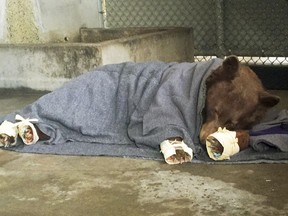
[{"xmin": 249, "ymin": 109, "xmax": 288, "ymax": 152}]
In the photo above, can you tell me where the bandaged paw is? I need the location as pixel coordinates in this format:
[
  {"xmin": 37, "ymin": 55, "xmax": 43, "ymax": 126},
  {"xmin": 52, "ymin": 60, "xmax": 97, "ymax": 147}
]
[
  {"xmin": 0, "ymin": 120, "xmax": 18, "ymax": 147},
  {"xmin": 160, "ymin": 140, "xmax": 193, "ymax": 164},
  {"xmin": 206, "ymin": 127, "xmax": 240, "ymax": 161},
  {"xmin": 15, "ymin": 114, "xmax": 39, "ymax": 145}
]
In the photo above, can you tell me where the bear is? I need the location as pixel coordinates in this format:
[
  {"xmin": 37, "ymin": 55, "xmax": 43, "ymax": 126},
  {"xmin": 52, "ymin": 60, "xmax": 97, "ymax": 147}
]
[{"xmin": 0, "ymin": 56, "xmax": 280, "ymax": 164}]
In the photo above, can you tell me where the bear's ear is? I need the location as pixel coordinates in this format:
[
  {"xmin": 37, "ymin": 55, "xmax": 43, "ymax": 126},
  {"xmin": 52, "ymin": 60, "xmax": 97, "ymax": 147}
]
[
  {"xmin": 222, "ymin": 55, "xmax": 240, "ymax": 75},
  {"xmin": 206, "ymin": 55, "xmax": 240, "ymax": 86},
  {"xmin": 259, "ymin": 91, "xmax": 280, "ymax": 107}
]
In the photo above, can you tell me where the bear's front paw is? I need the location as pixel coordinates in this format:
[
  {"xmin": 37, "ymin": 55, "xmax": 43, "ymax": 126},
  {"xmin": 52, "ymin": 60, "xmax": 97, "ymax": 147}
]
[
  {"xmin": 160, "ymin": 140, "xmax": 193, "ymax": 165},
  {"xmin": 15, "ymin": 115, "xmax": 39, "ymax": 145},
  {"xmin": 0, "ymin": 121, "xmax": 18, "ymax": 148}
]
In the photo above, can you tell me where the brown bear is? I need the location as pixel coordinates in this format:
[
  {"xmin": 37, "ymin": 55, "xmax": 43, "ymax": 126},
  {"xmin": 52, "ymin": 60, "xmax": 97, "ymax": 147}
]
[{"xmin": 0, "ymin": 56, "xmax": 280, "ymax": 164}]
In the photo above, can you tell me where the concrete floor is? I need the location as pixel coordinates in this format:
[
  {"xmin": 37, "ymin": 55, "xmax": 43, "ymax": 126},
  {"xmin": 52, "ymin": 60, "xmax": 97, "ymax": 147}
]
[{"xmin": 0, "ymin": 89, "xmax": 287, "ymax": 216}]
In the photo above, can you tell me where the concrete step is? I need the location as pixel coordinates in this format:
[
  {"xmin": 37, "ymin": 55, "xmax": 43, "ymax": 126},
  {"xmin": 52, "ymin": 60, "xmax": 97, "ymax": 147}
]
[{"xmin": 0, "ymin": 27, "xmax": 193, "ymax": 91}]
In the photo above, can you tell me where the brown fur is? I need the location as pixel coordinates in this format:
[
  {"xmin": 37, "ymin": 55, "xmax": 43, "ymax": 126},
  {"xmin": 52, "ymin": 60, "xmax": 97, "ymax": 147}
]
[{"xmin": 199, "ymin": 56, "xmax": 280, "ymax": 144}]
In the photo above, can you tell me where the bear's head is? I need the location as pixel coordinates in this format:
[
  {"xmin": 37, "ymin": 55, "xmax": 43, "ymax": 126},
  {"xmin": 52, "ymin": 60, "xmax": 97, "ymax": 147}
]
[{"xmin": 200, "ymin": 56, "xmax": 280, "ymax": 144}]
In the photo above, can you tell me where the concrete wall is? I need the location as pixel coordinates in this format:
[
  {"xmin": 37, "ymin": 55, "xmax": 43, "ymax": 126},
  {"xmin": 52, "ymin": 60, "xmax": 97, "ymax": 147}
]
[
  {"xmin": 0, "ymin": 0, "xmax": 103, "ymax": 43},
  {"xmin": 0, "ymin": 43, "xmax": 101, "ymax": 90},
  {"xmin": 0, "ymin": 1, "xmax": 195, "ymax": 91},
  {"xmin": 0, "ymin": 28, "xmax": 194, "ymax": 91},
  {"xmin": 97, "ymin": 29, "xmax": 194, "ymax": 65}
]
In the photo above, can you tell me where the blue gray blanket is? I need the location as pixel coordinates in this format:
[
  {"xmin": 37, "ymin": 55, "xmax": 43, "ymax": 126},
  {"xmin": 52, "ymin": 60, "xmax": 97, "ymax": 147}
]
[
  {"xmin": 249, "ymin": 110, "xmax": 288, "ymax": 153},
  {"xmin": 1, "ymin": 60, "xmax": 288, "ymax": 163}
]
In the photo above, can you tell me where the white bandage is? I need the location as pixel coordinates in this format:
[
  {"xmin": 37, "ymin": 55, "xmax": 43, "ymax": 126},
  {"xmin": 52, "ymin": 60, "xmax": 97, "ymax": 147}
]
[
  {"xmin": 160, "ymin": 140, "xmax": 193, "ymax": 164},
  {"xmin": 206, "ymin": 127, "xmax": 240, "ymax": 161},
  {"xmin": 0, "ymin": 120, "xmax": 18, "ymax": 147},
  {"xmin": 15, "ymin": 114, "xmax": 39, "ymax": 145}
]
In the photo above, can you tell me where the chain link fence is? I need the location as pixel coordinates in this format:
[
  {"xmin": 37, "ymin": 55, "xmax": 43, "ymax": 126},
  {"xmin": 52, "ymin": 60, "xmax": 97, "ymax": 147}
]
[{"xmin": 102, "ymin": 0, "xmax": 288, "ymax": 65}]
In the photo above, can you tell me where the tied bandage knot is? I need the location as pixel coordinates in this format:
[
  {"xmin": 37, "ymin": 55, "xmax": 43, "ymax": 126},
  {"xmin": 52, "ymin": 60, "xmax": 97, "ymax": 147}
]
[
  {"xmin": 15, "ymin": 114, "xmax": 39, "ymax": 145},
  {"xmin": 206, "ymin": 127, "xmax": 240, "ymax": 161}
]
